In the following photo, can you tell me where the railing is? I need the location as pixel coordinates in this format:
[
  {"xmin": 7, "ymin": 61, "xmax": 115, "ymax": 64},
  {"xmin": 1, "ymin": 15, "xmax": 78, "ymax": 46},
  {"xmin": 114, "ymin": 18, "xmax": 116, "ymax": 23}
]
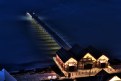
[{"xmin": 15, "ymin": 72, "xmax": 57, "ymax": 81}]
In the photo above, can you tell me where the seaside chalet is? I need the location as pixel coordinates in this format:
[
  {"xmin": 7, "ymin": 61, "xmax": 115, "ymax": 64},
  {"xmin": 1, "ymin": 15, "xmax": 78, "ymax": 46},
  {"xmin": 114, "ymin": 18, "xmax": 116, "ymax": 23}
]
[{"xmin": 55, "ymin": 44, "xmax": 110, "ymax": 72}]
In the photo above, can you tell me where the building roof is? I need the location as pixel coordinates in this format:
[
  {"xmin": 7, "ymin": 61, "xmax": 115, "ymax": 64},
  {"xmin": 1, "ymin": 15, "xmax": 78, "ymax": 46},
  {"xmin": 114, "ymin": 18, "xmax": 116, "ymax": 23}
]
[
  {"xmin": 96, "ymin": 69, "xmax": 109, "ymax": 76},
  {"xmin": 56, "ymin": 48, "xmax": 72, "ymax": 63},
  {"xmin": 69, "ymin": 45, "xmax": 103, "ymax": 60},
  {"xmin": 81, "ymin": 46, "xmax": 103, "ymax": 59},
  {"xmin": 57, "ymin": 44, "xmax": 111, "ymax": 62},
  {"xmin": 69, "ymin": 44, "xmax": 83, "ymax": 61}
]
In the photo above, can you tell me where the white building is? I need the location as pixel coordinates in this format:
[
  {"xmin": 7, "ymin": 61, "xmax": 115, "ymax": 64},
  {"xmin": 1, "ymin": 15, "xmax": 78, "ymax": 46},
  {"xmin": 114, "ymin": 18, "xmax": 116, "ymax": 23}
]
[{"xmin": 109, "ymin": 76, "xmax": 121, "ymax": 81}]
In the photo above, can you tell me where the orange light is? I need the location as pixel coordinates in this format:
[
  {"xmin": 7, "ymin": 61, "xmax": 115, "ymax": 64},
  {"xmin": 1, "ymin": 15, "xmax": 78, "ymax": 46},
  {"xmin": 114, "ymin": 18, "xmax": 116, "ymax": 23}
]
[{"xmin": 83, "ymin": 53, "xmax": 96, "ymax": 61}]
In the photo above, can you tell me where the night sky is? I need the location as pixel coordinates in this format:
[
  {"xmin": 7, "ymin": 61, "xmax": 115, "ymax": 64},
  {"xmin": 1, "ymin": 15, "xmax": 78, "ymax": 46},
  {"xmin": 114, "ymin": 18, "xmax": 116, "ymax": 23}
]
[{"xmin": 1, "ymin": 0, "xmax": 121, "ymax": 71}]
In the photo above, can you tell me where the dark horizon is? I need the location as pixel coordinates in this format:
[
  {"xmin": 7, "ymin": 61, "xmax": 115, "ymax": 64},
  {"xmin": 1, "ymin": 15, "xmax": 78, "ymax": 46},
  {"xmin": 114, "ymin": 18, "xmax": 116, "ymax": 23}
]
[{"xmin": 1, "ymin": 0, "xmax": 121, "ymax": 71}]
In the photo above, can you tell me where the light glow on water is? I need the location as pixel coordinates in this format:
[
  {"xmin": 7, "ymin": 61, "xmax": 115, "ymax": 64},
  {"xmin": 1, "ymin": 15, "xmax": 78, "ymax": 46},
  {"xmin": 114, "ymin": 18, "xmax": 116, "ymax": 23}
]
[
  {"xmin": 19, "ymin": 16, "xmax": 32, "ymax": 21},
  {"xmin": 19, "ymin": 12, "xmax": 33, "ymax": 21}
]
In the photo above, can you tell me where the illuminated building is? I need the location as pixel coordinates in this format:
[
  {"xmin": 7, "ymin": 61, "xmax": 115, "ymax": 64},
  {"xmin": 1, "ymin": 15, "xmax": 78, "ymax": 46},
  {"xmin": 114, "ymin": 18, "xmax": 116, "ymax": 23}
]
[
  {"xmin": 53, "ymin": 45, "xmax": 121, "ymax": 79},
  {"xmin": 109, "ymin": 76, "xmax": 121, "ymax": 81},
  {"xmin": 56, "ymin": 48, "xmax": 77, "ymax": 71},
  {"xmin": 97, "ymin": 55, "xmax": 109, "ymax": 68},
  {"xmin": 55, "ymin": 45, "xmax": 110, "ymax": 72}
]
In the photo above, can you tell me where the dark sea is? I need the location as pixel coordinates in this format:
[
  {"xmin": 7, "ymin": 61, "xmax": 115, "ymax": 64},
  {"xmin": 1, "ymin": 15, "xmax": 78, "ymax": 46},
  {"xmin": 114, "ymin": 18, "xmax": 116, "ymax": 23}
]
[{"xmin": 0, "ymin": 0, "xmax": 121, "ymax": 71}]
